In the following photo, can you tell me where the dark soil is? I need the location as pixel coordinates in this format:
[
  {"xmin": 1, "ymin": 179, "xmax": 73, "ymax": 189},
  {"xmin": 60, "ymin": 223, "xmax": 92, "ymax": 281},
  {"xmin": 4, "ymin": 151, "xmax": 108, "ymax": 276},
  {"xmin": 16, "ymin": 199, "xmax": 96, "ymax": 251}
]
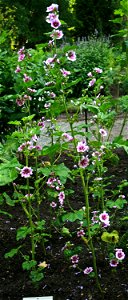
[{"xmin": 0, "ymin": 149, "xmax": 128, "ymax": 300}]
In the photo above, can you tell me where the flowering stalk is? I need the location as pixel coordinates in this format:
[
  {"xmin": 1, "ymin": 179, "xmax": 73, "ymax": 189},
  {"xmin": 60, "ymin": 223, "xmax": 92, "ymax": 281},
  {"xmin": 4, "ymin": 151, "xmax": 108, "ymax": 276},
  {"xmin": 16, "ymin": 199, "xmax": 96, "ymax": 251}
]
[
  {"xmin": 96, "ymin": 162, "xmax": 105, "ymax": 211},
  {"xmin": 25, "ymin": 155, "xmax": 36, "ymax": 262},
  {"xmin": 79, "ymin": 169, "xmax": 102, "ymax": 293},
  {"xmin": 34, "ymin": 156, "xmax": 46, "ymax": 255}
]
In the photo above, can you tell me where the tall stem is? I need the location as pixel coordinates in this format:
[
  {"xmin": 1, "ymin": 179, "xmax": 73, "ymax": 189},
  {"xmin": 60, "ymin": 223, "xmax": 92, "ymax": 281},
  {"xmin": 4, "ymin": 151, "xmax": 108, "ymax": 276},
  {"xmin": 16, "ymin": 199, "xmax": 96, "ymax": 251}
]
[
  {"xmin": 26, "ymin": 155, "xmax": 35, "ymax": 261},
  {"xmin": 80, "ymin": 169, "xmax": 102, "ymax": 293},
  {"xmin": 27, "ymin": 177, "xmax": 35, "ymax": 261}
]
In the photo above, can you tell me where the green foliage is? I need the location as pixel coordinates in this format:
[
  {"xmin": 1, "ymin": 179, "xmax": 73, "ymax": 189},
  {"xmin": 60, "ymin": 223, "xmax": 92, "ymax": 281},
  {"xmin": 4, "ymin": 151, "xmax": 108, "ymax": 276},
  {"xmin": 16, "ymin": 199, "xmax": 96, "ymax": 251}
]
[
  {"xmin": 16, "ymin": 226, "xmax": 32, "ymax": 241},
  {"xmin": 101, "ymin": 230, "xmax": 119, "ymax": 243},
  {"xmin": 62, "ymin": 209, "xmax": 85, "ymax": 222},
  {"xmin": 5, "ymin": 246, "xmax": 22, "ymax": 258},
  {"xmin": 74, "ymin": 0, "xmax": 118, "ymax": 38},
  {"xmin": 0, "ymin": 157, "xmax": 20, "ymax": 186},
  {"xmin": 64, "ymin": 37, "xmax": 112, "ymax": 97}
]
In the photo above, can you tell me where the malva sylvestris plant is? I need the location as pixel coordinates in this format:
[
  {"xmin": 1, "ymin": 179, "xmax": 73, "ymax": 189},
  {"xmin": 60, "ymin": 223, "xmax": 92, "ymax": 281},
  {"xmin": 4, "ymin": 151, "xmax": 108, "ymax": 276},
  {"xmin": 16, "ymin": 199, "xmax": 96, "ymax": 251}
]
[{"xmin": 2, "ymin": 2, "xmax": 127, "ymax": 294}]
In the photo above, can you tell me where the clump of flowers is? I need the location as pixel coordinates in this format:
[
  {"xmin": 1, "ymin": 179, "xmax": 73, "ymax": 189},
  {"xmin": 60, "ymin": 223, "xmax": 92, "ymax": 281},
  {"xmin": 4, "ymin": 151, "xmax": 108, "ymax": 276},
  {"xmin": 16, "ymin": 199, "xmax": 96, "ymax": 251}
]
[
  {"xmin": 77, "ymin": 140, "xmax": 89, "ymax": 153},
  {"xmin": 109, "ymin": 249, "xmax": 125, "ymax": 268}
]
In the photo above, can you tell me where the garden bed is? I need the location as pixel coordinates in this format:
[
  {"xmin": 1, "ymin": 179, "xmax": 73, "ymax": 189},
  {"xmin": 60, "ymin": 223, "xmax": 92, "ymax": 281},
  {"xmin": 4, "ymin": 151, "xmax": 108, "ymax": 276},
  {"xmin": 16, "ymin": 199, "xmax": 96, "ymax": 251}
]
[{"xmin": 0, "ymin": 148, "xmax": 128, "ymax": 300}]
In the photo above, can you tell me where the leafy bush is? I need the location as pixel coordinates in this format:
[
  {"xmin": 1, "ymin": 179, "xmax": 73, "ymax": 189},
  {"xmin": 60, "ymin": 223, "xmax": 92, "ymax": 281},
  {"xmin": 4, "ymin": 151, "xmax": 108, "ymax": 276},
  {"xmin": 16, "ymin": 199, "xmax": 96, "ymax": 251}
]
[{"xmin": 63, "ymin": 36, "xmax": 113, "ymax": 97}]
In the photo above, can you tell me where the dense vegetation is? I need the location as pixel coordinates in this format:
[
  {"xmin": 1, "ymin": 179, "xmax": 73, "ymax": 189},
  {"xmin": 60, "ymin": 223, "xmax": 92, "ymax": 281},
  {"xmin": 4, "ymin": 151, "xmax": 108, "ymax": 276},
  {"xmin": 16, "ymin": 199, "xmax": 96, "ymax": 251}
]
[{"xmin": 0, "ymin": 0, "xmax": 119, "ymax": 47}]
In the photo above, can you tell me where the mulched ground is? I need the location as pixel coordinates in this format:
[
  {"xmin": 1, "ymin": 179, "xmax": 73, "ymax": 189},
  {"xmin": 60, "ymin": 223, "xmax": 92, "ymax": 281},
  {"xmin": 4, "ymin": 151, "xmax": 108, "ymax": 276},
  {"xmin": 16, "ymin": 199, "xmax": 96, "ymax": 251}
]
[{"xmin": 0, "ymin": 148, "xmax": 128, "ymax": 300}]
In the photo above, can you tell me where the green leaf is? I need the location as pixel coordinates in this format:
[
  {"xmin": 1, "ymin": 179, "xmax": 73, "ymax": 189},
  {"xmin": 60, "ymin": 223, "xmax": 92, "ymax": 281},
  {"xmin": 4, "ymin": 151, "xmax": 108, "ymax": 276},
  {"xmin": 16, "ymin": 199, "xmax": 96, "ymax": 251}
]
[
  {"xmin": 82, "ymin": 104, "xmax": 99, "ymax": 114},
  {"xmin": 36, "ymin": 220, "xmax": 45, "ymax": 230},
  {"xmin": 64, "ymin": 78, "xmax": 81, "ymax": 89},
  {"xmin": 22, "ymin": 260, "xmax": 37, "ymax": 270},
  {"xmin": 0, "ymin": 158, "xmax": 20, "ymax": 186},
  {"xmin": 3, "ymin": 192, "xmax": 15, "ymax": 206},
  {"xmin": 101, "ymin": 230, "xmax": 119, "ymax": 243},
  {"xmin": 115, "ymin": 198, "xmax": 127, "ymax": 209},
  {"xmin": 22, "ymin": 114, "xmax": 35, "ymax": 123},
  {"xmin": 30, "ymin": 269, "xmax": 44, "ymax": 282},
  {"xmin": 53, "ymin": 163, "xmax": 71, "ymax": 184},
  {"xmin": 16, "ymin": 226, "xmax": 31, "ymax": 240},
  {"xmin": 39, "ymin": 167, "xmax": 51, "ymax": 177},
  {"xmin": 62, "ymin": 209, "xmax": 84, "ymax": 222},
  {"xmin": 42, "ymin": 143, "xmax": 60, "ymax": 156},
  {"xmin": 4, "ymin": 246, "xmax": 22, "ymax": 258},
  {"xmin": 61, "ymin": 226, "xmax": 71, "ymax": 236},
  {"xmin": 8, "ymin": 120, "xmax": 21, "ymax": 126}
]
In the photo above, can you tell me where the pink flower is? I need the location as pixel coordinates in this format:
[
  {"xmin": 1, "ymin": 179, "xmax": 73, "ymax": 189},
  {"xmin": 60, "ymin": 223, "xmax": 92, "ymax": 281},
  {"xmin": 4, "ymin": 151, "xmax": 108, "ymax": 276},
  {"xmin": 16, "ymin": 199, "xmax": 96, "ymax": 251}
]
[
  {"xmin": 18, "ymin": 54, "xmax": 25, "ymax": 62},
  {"xmin": 91, "ymin": 210, "xmax": 99, "ymax": 224},
  {"xmin": 60, "ymin": 68, "xmax": 71, "ymax": 77},
  {"xmin": 45, "ymin": 81, "xmax": 54, "ymax": 86},
  {"xmin": 25, "ymin": 193, "xmax": 33, "ymax": 199},
  {"xmin": 99, "ymin": 211, "xmax": 110, "ymax": 227},
  {"xmin": 49, "ymin": 92, "xmax": 56, "ymax": 98},
  {"xmin": 46, "ymin": 13, "xmax": 57, "ymax": 23},
  {"xmin": 47, "ymin": 177, "xmax": 56, "ymax": 188},
  {"xmin": 110, "ymin": 259, "xmax": 119, "ymax": 267},
  {"xmin": 50, "ymin": 201, "xmax": 57, "ymax": 208},
  {"xmin": 119, "ymin": 194, "xmax": 125, "ymax": 199},
  {"xmin": 20, "ymin": 166, "xmax": 33, "ymax": 178},
  {"xmin": 88, "ymin": 78, "xmax": 96, "ymax": 87},
  {"xmin": 66, "ymin": 50, "xmax": 76, "ymax": 61},
  {"xmin": 77, "ymin": 140, "xmax": 89, "ymax": 153},
  {"xmin": 78, "ymin": 156, "xmax": 89, "ymax": 168},
  {"xmin": 18, "ymin": 46, "xmax": 25, "ymax": 55},
  {"xmin": 18, "ymin": 141, "xmax": 32, "ymax": 152},
  {"xmin": 94, "ymin": 67, "xmax": 103, "ymax": 73},
  {"xmin": 58, "ymin": 191, "xmax": 65, "ymax": 207},
  {"xmin": 32, "ymin": 134, "xmax": 39, "ymax": 142},
  {"xmin": 71, "ymin": 254, "xmax": 79, "ymax": 264},
  {"xmin": 15, "ymin": 65, "xmax": 21, "ymax": 73},
  {"xmin": 45, "ymin": 55, "xmax": 57, "ymax": 66},
  {"xmin": 62, "ymin": 133, "xmax": 73, "ymax": 142},
  {"xmin": 23, "ymin": 94, "xmax": 32, "ymax": 101},
  {"xmin": 27, "ymin": 88, "xmax": 36, "ymax": 93},
  {"xmin": 87, "ymin": 71, "xmax": 93, "ymax": 77},
  {"xmin": 50, "ymin": 30, "xmax": 63, "ymax": 39},
  {"xmin": 115, "ymin": 249, "xmax": 125, "ymax": 261},
  {"xmin": 35, "ymin": 145, "xmax": 42, "ymax": 151},
  {"xmin": 44, "ymin": 102, "xmax": 51, "ymax": 109},
  {"xmin": 16, "ymin": 98, "xmax": 25, "ymax": 106},
  {"xmin": 38, "ymin": 121, "xmax": 45, "ymax": 129},
  {"xmin": 91, "ymin": 215, "xmax": 99, "ymax": 224},
  {"xmin": 83, "ymin": 267, "xmax": 93, "ymax": 274},
  {"xmin": 77, "ymin": 229, "xmax": 85, "ymax": 237},
  {"xmin": 46, "ymin": 4, "xmax": 59, "ymax": 12},
  {"xmin": 23, "ymin": 74, "xmax": 32, "ymax": 82},
  {"xmin": 99, "ymin": 128, "xmax": 107, "ymax": 137},
  {"xmin": 51, "ymin": 18, "xmax": 61, "ymax": 29}
]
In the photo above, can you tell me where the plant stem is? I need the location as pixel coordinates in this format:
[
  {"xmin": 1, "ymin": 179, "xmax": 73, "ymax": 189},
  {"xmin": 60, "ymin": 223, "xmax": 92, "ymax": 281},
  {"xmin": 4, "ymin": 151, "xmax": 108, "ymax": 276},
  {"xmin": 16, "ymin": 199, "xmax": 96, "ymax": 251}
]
[
  {"xmin": 80, "ymin": 169, "xmax": 102, "ymax": 293},
  {"xmin": 26, "ymin": 155, "xmax": 35, "ymax": 262},
  {"xmin": 27, "ymin": 177, "xmax": 35, "ymax": 262}
]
